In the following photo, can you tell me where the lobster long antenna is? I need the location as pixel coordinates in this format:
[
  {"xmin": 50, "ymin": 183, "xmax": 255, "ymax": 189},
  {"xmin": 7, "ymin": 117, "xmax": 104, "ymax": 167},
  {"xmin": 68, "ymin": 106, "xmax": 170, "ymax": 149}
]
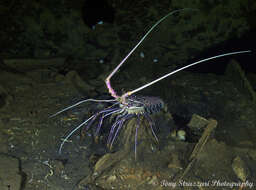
[
  {"xmin": 105, "ymin": 8, "xmax": 197, "ymax": 99},
  {"xmin": 122, "ymin": 50, "xmax": 251, "ymax": 98}
]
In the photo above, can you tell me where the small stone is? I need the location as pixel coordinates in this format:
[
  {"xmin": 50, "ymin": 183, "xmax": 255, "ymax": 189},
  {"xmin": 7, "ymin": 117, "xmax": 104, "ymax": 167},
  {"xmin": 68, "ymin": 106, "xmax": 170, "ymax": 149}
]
[
  {"xmin": 148, "ymin": 175, "xmax": 158, "ymax": 185},
  {"xmin": 55, "ymin": 74, "xmax": 65, "ymax": 82},
  {"xmin": 168, "ymin": 154, "xmax": 183, "ymax": 170},
  {"xmin": 187, "ymin": 114, "xmax": 209, "ymax": 131},
  {"xmin": 90, "ymin": 154, "xmax": 101, "ymax": 166},
  {"xmin": 232, "ymin": 156, "xmax": 249, "ymax": 182},
  {"xmin": 177, "ymin": 130, "xmax": 186, "ymax": 141},
  {"xmin": 107, "ymin": 175, "xmax": 117, "ymax": 182},
  {"xmin": 170, "ymin": 130, "xmax": 177, "ymax": 139},
  {"xmin": 140, "ymin": 52, "xmax": 145, "ymax": 58},
  {"xmin": 52, "ymin": 160, "xmax": 65, "ymax": 176},
  {"xmin": 248, "ymin": 150, "xmax": 256, "ymax": 160}
]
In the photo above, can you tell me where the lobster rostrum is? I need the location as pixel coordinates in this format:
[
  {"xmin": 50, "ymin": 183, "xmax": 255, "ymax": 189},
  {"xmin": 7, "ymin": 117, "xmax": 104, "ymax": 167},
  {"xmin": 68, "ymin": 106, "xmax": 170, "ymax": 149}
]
[{"xmin": 51, "ymin": 8, "xmax": 251, "ymax": 158}]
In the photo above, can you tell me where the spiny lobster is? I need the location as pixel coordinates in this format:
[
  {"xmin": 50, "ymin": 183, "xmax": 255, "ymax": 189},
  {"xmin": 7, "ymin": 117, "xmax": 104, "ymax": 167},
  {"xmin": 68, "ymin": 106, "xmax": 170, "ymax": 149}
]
[{"xmin": 51, "ymin": 8, "xmax": 251, "ymax": 159}]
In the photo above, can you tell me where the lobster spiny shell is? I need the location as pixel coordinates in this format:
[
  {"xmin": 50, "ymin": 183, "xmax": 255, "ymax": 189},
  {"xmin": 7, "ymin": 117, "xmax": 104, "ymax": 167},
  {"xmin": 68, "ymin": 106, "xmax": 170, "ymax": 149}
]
[{"xmin": 125, "ymin": 95, "xmax": 164, "ymax": 115}]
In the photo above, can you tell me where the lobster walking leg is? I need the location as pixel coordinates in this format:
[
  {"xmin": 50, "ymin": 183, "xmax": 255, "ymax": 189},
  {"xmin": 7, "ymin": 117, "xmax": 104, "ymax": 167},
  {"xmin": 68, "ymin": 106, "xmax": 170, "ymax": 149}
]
[
  {"xmin": 134, "ymin": 115, "xmax": 142, "ymax": 160},
  {"xmin": 94, "ymin": 108, "xmax": 123, "ymax": 139},
  {"xmin": 58, "ymin": 107, "xmax": 122, "ymax": 154},
  {"xmin": 145, "ymin": 114, "xmax": 158, "ymax": 142},
  {"xmin": 107, "ymin": 115, "xmax": 125, "ymax": 147},
  {"xmin": 109, "ymin": 114, "xmax": 134, "ymax": 149}
]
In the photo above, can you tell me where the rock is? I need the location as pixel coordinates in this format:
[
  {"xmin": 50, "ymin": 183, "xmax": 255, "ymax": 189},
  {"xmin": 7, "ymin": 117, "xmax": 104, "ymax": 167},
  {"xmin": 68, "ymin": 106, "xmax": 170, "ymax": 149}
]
[
  {"xmin": 232, "ymin": 156, "xmax": 250, "ymax": 182},
  {"xmin": 177, "ymin": 130, "xmax": 186, "ymax": 141},
  {"xmin": 187, "ymin": 114, "xmax": 209, "ymax": 131},
  {"xmin": 52, "ymin": 159, "xmax": 65, "ymax": 176},
  {"xmin": 54, "ymin": 74, "xmax": 65, "ymax": 82},
  {"xmin": 106, "ymin": 175, "xmax": 117, "ymax": 183},
  {"xmin": 169, "ymin": 129, "xmax": 186, "ymax": 141},
  {"xmin": 167, "ymin": 154, "xmax": 183, "ymax": 170},
  {"xmin": 0, "ymin": 154, "xmax": 23, "ymax": 190},
  {"xmin": 94, "ymin": 152, "xmax": 125, "ymax": 174},
  {"xmin": 89, "ymin": 154, "xmax": 102, "ymax": 166},
  {"xmin": 248, "ymin": 150, "xmax": 256, "ymax": 161},
  {"xmin": 0, "ymin": 85, "xmax": 13, "ymax": 110},
  {"xmin": 65, "ymin": 70, "xmax": 96, "ymax": 96},
  {"xmin": 0, "ymin": 131, "xmax": 8, "ymax": 153}
]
